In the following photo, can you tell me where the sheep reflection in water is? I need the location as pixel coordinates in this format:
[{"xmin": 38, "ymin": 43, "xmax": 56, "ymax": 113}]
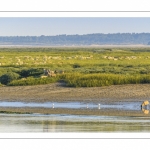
[{"xmin": 141, "ymin": 100, "xmax": 149, "ymax": 114}]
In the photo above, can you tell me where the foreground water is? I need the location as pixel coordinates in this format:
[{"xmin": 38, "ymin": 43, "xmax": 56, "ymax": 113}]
[
  {"xmin": 0, "ymin": 113, "xmax": 150, "ymax": 132},
  {"xmin": 0, "ymin": 101, "xmax": 149, "ymax": 132}
]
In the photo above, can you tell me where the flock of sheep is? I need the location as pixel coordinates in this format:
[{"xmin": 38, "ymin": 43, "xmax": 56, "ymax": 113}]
[{"xmin": 41, "ymin": 69, "xmax": 64, "ymax": 78}]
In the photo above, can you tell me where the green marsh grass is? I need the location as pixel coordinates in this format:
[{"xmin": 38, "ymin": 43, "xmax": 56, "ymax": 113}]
[
  {"xmin": 62, "ymin": 73, "xmax": 150, "ymax": 87},
  {"xmin": 9, "ymin": 76, "xmax": 60, "ymax": 86},
  {"xmin": 1, "ymin": 47, "xmax": 150, "ymax": 87}
]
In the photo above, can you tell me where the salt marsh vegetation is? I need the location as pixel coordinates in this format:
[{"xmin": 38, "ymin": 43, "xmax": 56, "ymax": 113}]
[{"xmin": 0, "ymin": 47, "xmax": 150, "ymax": 87}]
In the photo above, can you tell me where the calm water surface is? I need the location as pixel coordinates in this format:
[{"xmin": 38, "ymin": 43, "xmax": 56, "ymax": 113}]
[
  {"xmin": 0, "ymin": 101, "xmax": 149, "ymax": 132},
  {"xmin": 0, "ymin": 101, "xmax": 142, "ymax": 110},
  {"xmin": 0, "ymin": 113, "xmax": 150, "ymax": 132}
]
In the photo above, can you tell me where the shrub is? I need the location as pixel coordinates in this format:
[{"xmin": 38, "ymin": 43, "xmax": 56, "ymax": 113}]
[
  {"xmin": 20, "ymin": 68, "xmax": 43, "ymax": 77},
  {"xmin": 20, "ymin": 69, "xmax": 30, "ymax": 77},
  {"xmin": 73, "ymin": 63, "xmax": 81, "ymax": 68},
  {"xmin": 0, "ymin": 72, "xmax": 20, "ymax": 85}
]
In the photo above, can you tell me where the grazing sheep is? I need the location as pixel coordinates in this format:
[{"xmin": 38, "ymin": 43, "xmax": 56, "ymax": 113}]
[
  {"xmin": 141, "ymin": 100, "xmax": 149, "ymax": 114},
  {"xmin": 142, "ymin": 109, "xmax": 149, "ymax": 115},
  {"xmin": 141, "ymin": 100, "xmax": 149, "ymax": 107},
  {"xmin": 48, "ymin": 73, "xmax": 56, "ymax": 77},
  {"xmin": 43, "ymin": 69, "xmax": 64, "ymax": 77},
  {"xmin": 41, "ymin": 75, "xmax": 48, "ymax": 78},
  {"xmin": 49, "ymin": 71, "xmax": 55, "ymax": 74},
  {"xmin": 43, "ymin": 69, "xmax": 47, "ymax": 75},
  {"xmin": 21, "ymin": 78, "xmax": 27, "ymax": 80}
]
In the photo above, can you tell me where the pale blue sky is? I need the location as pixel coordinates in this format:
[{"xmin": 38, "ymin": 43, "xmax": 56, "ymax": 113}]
[{"xmin": 0, "ymin": 18, "xmax": 150, "ymax": 36}]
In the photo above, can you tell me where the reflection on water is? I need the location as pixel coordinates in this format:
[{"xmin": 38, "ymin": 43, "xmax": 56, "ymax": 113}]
[{"xmin": 0, "ymin": 113, "xmax": 150, "ymax": 132}]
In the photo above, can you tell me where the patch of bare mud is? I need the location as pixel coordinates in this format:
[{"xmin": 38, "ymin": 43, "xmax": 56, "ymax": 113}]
[{"xmin": 0, "ymin": 83, "xmax": 150, "ymax": 103}]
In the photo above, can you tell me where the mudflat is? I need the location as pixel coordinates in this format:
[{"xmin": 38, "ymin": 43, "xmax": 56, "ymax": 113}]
[
  {"xmin": 0, "ymin": 83, "xmax": 150, "ymax": 116},
  {"xmin": 0, "ymin": 107, "xmax": 149, "ymax": 117},
  {"xmin": 0, "ymin": 83, "xmax": 150, "ymax": 103}
]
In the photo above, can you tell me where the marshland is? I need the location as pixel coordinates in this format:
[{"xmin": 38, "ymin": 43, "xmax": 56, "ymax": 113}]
[
  {"xmin": 1, "ymin": 46, "xmax": 150, "ymax": 132},
  {"xmin": 1, "ymin": 47, "xmax": 150, "ymax": 87}
]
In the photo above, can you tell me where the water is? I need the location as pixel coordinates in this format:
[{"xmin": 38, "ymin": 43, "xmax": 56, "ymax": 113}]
[
  {"xmin": 0, "ymin": 101, "xmax": 142, "ymax": 111},
  {"xmin": 0, "ymin": 101, "xmax": 149, "ymax": 132},
  {"xmin": 0, "ymin": 113, "xmax": 150, "ymax": 132}
]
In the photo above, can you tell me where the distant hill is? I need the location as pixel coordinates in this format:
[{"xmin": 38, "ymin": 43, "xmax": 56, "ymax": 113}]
[{"xmin": 1, "ymin": 33, "xmax": 150, "ymax": 45}]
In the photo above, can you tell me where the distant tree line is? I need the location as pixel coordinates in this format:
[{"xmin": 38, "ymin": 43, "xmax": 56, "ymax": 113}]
[{"xmin": 1, "ymin": 33, "xmax": 150, "ymax": 45}]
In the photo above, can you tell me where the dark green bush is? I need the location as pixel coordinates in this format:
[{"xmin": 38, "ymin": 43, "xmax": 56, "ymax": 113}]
[
  {"xmin": 20, "ymin": 68, "xmax": 43, "ymax": 77},
  {"xmin": 0, "ymin": 72, "xmax": 20, "ymax": 85},
  {"xmin": 20, "ymin": 69, "xmax": 30, "ymax": 77},
  {"xmin": 73, "ymin": 63, "xmax": 81, "ymax": 68}
]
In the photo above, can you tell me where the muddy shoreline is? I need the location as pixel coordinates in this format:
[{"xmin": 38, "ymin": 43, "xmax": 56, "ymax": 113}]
[
  {"xmin": 0, "ymin": 107, "xmax": 149, "ymax": 117},
  {"xmin": 0, "ymin": 83, "xmax": 150, "ymax": 103},
  {"xmin": 0, "ymin": 83, "xmax": 150, "ymax": 116}
]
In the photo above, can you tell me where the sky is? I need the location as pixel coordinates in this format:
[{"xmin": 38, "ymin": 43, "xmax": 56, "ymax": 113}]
[{"xmin": 0, "ymin": 18, "xmax": 150, "ymax": 36}]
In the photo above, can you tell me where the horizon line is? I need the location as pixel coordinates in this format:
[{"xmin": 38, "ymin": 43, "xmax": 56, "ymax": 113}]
[{"xmin": 1, "ymin": 32, "xmax": 150, "ymax": 36}]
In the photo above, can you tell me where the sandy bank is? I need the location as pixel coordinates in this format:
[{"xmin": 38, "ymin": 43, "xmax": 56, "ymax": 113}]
[
  {"xmin": 0, "ymin": 107, "xmax": 149, "ymax": 117},
  {"xmin": 0, "ymin": 83, "xmax": 150, "ymax": 103}
]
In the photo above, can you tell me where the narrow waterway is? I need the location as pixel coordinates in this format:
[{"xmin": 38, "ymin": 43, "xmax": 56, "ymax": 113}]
[
  {"xmin": 0, "ymin": 101, "xmax": 149, "ymax": 132},
  {"xmin": 0, "ymin": 101, "xmax": 142, "ymax": 111}
]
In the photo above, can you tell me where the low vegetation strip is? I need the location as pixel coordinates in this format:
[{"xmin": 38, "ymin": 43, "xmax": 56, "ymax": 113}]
[
  {"xmin": 8, "ymin": 76, "xmax": 60, "ymax": 86},
  {"xmin": 7, "ymin": 73, "xmax": 150, "ymax": 87},
  {"xmin": 62, "ymin": 73, "xmax": 150, "ymax": 87},
  {"xmin": 8, "ymin": 73, "xmax": 150, "ymax": 87}
]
